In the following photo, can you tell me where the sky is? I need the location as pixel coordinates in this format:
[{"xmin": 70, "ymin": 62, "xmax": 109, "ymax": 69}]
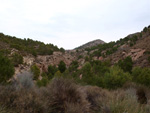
[{"xmin": 0, "ymin": 0, "xmax": 150, "ymax": 49}]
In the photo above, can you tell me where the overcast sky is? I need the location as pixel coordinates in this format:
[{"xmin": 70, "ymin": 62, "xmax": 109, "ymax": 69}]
[{"xmin": 0, "ymin": 0, "xmax": 150, "ymax": 49}]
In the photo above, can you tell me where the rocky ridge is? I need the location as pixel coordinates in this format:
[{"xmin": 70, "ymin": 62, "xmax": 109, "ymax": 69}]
[{"xmin": 75, "ymin": 39, "xmax": 105, "ymax": 50}]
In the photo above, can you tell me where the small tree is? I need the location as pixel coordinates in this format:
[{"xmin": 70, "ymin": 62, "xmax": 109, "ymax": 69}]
[
  {"xmin": 104, "ymin": 66, "xmax": 131, "ymax": 89},
  {"xmin": 48, "ymin": 65, "xmax": 58, "ymax": 75},
  {"xmin": 36, "ymin": 77, "xmax": 49, "ymax": 87},
  {"xmin": 47, "ymin": 65, "xmax": 58, "ymax": 79},
  {"xmin": 81, "ymin": 62, "xmax": 94, "ymax": 85},
  {"xmin": 0, "ymin": 54, "xmax": 14, "ymax": 83},
  {"xmin": 11, "ymin": 53, "xmax": 23, "ymax": 66},
  {"xmin": 118, "ymin": 56, "xmax": 133, "ymax": 73},
  {"xmin": 82, "ymin": 62, "xmax": 92, "ymax": 76},
  {"xmin": 69, "ymin": 61, "xmax": 79, "ymax": 72},
  {"xmin": 132, "ymin": 67, "xmax": 150, "ymax": 86},
  {"xmin": 30, "ymin": 64, "xmax": 40, "ymax": 80},
  {"xmin": 60, "ymin": 47, "xmax": 65, "ymax": 53},
  {"xmin": 143, "ymin": 27, "xmax": 148, "ymax": 33},
  {"xmin": 58, "ymin": 61, "xmax": 66, "ymax": 73}
]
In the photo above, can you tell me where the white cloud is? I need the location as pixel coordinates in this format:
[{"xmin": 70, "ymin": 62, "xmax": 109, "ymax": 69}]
[{"xmin": 0, "ymin": 0, "xmax": 150, "ymax": 49}]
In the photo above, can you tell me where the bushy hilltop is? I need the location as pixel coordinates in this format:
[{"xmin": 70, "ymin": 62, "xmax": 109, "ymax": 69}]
[{"xmin": 0, "ymin": 33, "xmax": 65, "ymax": 56}]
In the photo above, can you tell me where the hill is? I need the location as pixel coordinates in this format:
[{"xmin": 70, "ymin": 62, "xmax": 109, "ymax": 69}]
[
  {"xmin": 0, "ymin": 33, "xmax": 64, "ymax": 56},
  {"xmin": 0, "ymin": 33, "xmax": 74, "ymax": 76},
  {"xmin": 75, "ymin": 39, "xmax": 105, "ymax": 50}
]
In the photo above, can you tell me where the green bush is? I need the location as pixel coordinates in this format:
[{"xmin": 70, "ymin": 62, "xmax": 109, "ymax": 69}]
[
  {"xmin": 54, "ymin": 71, "xmax": 62, "ymax": 77},
  {"xmin": 73, "ymin": 60, "xmax": 110, "ymax": 87},
  {"xmin": 30, "ymin": 64, "xmax": 40, "ymax": 80},
  {"xmin": 36, "ymin": 77, "xmax": 49, "ymax": 87},
  {"xmin": 80, "ymin": 62, "xmax": 95, "ymax": 85},
  {"xmin": 10, "ymin": 44, "xmax": 23, "ymax": 51},
  {"xmin": 132, "ymin": 67, "xmax": 150, "ymax": 86},
  {"xmin": 48, "ymin": 65, "xmax": 58, "ymax": 76},
  {"xmin": 78, "ymin": 55, "xmax": 83, "ymax": 59},
  {"xmin": 0, "ymin": 49, "xmax": 11, "ymax": 56},
  {"xmin": 69, "ymin": 61, "xmax": 79, "ymax": 72},
  {"xmin": 0, "ymin": 54, "xmax": 14, "ymax": 83},
  {"xmin": 118, "ymin": 56, "xmax": 133, "ymax": 73},
  {"xmin": 81, "ymin": 62, "xmax": 92, "ymax": 77},
  {"xmin": 104, "ymin": 66, "xmax": 131, "ymax": 89},
  {"xmin": 60, "ymin": 47, "xmax": 65, "ymax": 53},
  {"xmin": 143, "ymin": 27, "xmax": 148, "ymax": 33},
  {"xmin": 58, "ymin": 61, "xmax": 66, "ymax": 73}
]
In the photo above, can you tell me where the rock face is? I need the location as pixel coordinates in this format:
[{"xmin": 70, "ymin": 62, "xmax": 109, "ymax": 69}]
[
  {"xmin": 127, "ymin": 49, "xmax": 146, "ymax": 61},
  {"xmin": 15, "ymin": 51, "xmax": 77, "ymax": 76},
  {"xmin": 35, "ymin": 51, "xmax": 76, "ymax": 72},
  {"xmin": 75, "ymin": 39, "xmax": 105, "ymax": 50},
  {"xmin": 14, "ymin": 55, "xmax": 35, "ymax": 77}
]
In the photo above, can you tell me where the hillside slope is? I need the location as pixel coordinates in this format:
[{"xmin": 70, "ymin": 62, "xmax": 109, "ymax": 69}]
[
  {"xmin": 80, "ymin": 26, "xmax": 150, "ymax": 67},
  {"xmin": 0, "ymin": 33, "xmax": 74, "ymax": 76}
]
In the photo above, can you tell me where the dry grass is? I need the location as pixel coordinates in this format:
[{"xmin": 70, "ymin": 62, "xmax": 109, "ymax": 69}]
[{"xmin": 106, "ymin": 88, "xmax": 150, "ymax": 113}]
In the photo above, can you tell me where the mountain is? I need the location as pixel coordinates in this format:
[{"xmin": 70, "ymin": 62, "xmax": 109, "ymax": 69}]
[{"xmin": 75, "ymin": 39, "xmax": 105, "ymax": 50}]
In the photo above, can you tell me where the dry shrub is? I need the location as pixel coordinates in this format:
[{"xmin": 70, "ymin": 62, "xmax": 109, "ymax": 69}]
[
  {"xmin": 123, "ymin": 82, "xmax": 138, "ymax": 89},
  {"xmin": 137, "ymin": 86, "xmax": 150, "ymax": 105},
  {"xmin": 42, "ymin": 77, "xmax": 90, "ymax": 113},
  {"xmin": 0, "ymin": 76, "xmax": 149, "ymax": 113},
  {"xmin": 107, "ymin": 88, "xmax": 139, "ymax": 113},
  {"xmin": 0, "ymin": 71, "xmax": 46, "ymax": 113},
  {"xmin": 0, "ymin": 86, "xmax": 17, "ymax": 107},
  {"xmin": 64, "ymin": 103, "xmax": 88, "ymax": 113},
  {"xmin": 136, "ymin": 87, "xmax": 147, "ymax": 104},
  {"xmin": 106, "ymin": 88, "xmax": 150, "ymax": 113},
  {"xmin": 12, "ymin": 90, "xmax": 45, "ymax": 113},
  {"xmin": 123, "ymin": 82, "xmax": 150, "ymax": 105},
  {"xmin": 15, "ymin": 71, "xmax": 34, "ymax": 89},
  {"xmin": 0, "ymin": 105, "xmax": 13, "ymax": 113},
  {"xmin": 0, "ymin": 86, "xmax": 45, "ymax": 113},
  {"xmin": 81, "ymin": 86, "xmax": 110, "ymax": 112}
]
